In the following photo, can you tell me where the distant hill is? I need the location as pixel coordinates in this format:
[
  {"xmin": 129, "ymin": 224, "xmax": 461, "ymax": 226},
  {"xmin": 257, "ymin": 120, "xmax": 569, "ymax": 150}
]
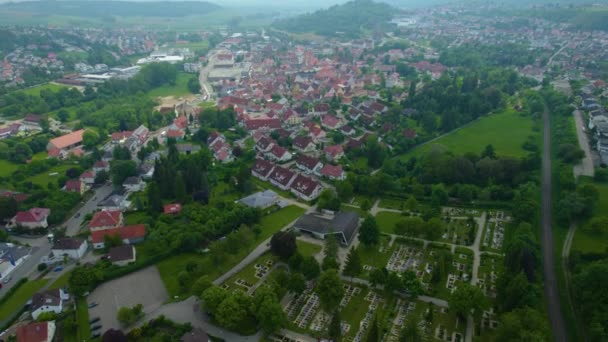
[
  {"xmin": 272, "ymin": 0, "xmax": 397, "ymax": 38},
  {"xmin": 0, "ymin": 0, "xmax": 221, "ymax": 18}
]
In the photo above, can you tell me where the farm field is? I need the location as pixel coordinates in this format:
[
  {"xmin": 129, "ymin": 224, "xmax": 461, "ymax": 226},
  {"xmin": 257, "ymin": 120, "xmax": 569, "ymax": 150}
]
[{"xmin": 400, "ymin": 109, "xmax": 537, "ymax": 159}]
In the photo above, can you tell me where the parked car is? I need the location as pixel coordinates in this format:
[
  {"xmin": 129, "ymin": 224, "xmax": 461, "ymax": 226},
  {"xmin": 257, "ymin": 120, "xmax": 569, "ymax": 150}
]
[
  {"xmin": 88, "ymin": 302, "xmax": 98, "ymax": 308},
  {"xmin": 53, "ymin": 266, "xmax": 63, "ymax": 272},
  {"xmin": 2, "ymin": 276, "xmax": 11, "ymax": 284},
  {"xmin": 91, "ymin": 324, "xmax": 102, "ymax": 331},
  {"xmin": 89, "ymin": 317, "xmax": 100, "ymax": 324}
]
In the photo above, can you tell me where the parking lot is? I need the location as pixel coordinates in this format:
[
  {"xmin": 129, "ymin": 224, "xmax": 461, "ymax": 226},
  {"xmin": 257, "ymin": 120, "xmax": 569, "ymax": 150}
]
[{"xmin": 87, "ymin": 266, "xmax": 168, "ymax": 331}]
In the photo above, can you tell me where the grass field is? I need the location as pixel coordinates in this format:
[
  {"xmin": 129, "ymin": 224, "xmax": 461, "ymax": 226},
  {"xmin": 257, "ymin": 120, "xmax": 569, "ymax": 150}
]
[
  {"xmin": 572, "ymin": 180, "xmax": 608, "ymax": 254},
  {"xmin": 376, "ymin": 211, "xmax": 404, "ymax": 234},
  {"xmin": 27, "ymin": 164, "xmax": 73, "ymax": 187},
  {"xmin": 49, "ymin": 272, "xmax": 71, "ymax": 290},
  {"xmin": 399, "ymin": 109, "xmax": 537, "ymax": 160},
  {"xmin": 19, "ymin": 83, "xmax": 71, "ymax": 96},
  {"xmin": 75, "ymin": 297, "xmax": 91, "ymax": 341},
  {"xmin": 148, "ymin": 72, "xmax": 194, "ymax": 98},
  {"xmin": 258, "ymin": 206, "xmax": 306, "ymax": 241},
  {"xmin": 296, "ymin": 240, "xmax": 322, "ymax": 258},
  {"xmin": 0, "ymin": 160, "xmax": 19, "ymax": 177},
  {"xmin": 0, "ymin": 279, "xmax": 49, "ymax": 320}
]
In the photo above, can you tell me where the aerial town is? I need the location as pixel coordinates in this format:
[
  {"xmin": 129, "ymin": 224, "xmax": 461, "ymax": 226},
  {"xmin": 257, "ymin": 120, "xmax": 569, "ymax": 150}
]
[{"xmin": 0, "ymin": 1, "xmax": 607, "ymax": 342}]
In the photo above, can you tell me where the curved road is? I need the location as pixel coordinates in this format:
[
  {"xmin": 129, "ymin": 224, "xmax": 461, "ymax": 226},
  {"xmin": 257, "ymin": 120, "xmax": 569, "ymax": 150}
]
[{"xmin": 541, "ymin": 103, "xmax": 567, "ymax": 342}]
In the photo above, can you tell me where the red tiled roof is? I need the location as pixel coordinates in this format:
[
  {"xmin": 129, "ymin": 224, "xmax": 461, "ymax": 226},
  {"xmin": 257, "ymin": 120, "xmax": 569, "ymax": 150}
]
[
  {"xmin": 252, "ymin": 159, "xmax": 275, "ymax": 177},
  {"xmin": 88, "ymin": 210, "xmax": 122, "ymax": 229},
  {"xmin": 16, "ymin": 321, "xmax": 50, "ymax": 342},
  {"xmin": 90, "ymin": 224, "xmax": 146, "ymax": 244},
  {"xmin": 14, "ymin": 208, "xmax": 50, "ymax": 223},
  {"xmin": 270, "ymin": 144, "xmax": 288, "ymax": 158},
  {"xmin": 93, "ymin": 161, "xmax": 108, "ymax": 169},
  {"xmin": 296, "ymin": 155, "xmax": 321, "ymax": 170},
  {"xmin": 268, "ymin": 166, "xmax": 295, "ymax": 186},
  {"xmin": 166, "ymin": 129, "xmax": 185, "ymax": 138},
  {"xmin": 48, "ymin": 129, "xmax": 84, "ymax": 150},
  {"xmin": 65, "ymin": 179, "xmax": 83, "ymax": 192},
  {"xmin": 320, "ymin": 164, "xmax": 344, "ymax": 178},
  {"xmin": 111, "ymin": 131, "xmax": 132, "ymax": 141},
  {"xmin": 292, "ymin": 136, "xmax": 313, "ymax": 150},
  {"xmin": 163, "ymin": 203, "xmax": 182, "ymax": 214},
  {"xmin": 324, "ymin": 145, "xmax": 344, "ymax": 158},
  {"xmin": 290, "ymin": 174, "xmax": 321, "ymax": 196},
  {"xmin": 322, "ymin": 115, "xmax": 340, "ymax": 128},
  {"xmin": 245, "ymin": 118, "xmax": 281, "ymax": 130}
]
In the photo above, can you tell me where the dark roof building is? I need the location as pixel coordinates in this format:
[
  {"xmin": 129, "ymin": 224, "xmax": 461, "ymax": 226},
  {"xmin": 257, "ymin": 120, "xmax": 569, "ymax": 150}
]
[{"xmin": 293, "ymin": 211, "xmax": 360, "ymax": 246}]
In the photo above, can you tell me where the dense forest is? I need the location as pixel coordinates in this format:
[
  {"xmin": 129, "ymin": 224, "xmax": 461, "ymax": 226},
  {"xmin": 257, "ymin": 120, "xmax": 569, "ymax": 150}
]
[
  {"xmin": 514, "ymin": 5, "xmax": 608, "ymax": 31},
  {"xmin": 0, "ymin": 1, "xmax": 221, "ymax": 18},
  {"xmin": 273, "ymin": 0, "xmax": 396, "ymax": 38}
]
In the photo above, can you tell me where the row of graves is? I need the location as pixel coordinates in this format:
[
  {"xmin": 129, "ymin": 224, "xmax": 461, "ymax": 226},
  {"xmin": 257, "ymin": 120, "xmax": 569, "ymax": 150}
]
[
  {"xmin": 442, "ymin": 218, "xmax": 478, "ymax": 246},
  {"xmin": 482, "ymin": 210, "xmax": 512, "ymax": 252},
  {"xmin": 441, "ymin": 207, "xmax": 483, "ymax": 218},
  {"xmin": 221, "ymin": 256, "xmax": 276, "ymax": 294}
]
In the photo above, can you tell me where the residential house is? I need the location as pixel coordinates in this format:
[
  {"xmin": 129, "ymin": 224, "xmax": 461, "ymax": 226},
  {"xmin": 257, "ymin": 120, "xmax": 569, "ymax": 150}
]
[
  {"xmin": 165, "ymin": 129, "xmax": 185, "ymax": 141},
  {"xmin": 266, "ymin": 145, "xmax": 292, "ymax": 162},
  {"xmin": 321, "ymin": 115, "xmax": 342, "ymax": 130},
  {"xmin": 123, "ymin": 176, "xmax": 144, "ymax": 192},
  {"xmin": 319, "ymin": 164, "xmax": 346, "ymax": 181},
  {"xmin": 164, "ymin": 203, "xmax": 182, "ymax": 215},
  {"xmin": 51, "ymin": 238, "xmax": 87, "ymax": 259},
  {"xmin": 64, "ymin": 179, "xmax": 85, "ymax": 194},
  {"xmin": 324, "ymin": 145, "xmax": 344, "ymax": 162},
  {"xmin": 90, "ymin": 224, "xmax": 147, "ymax": 249},
  {"xmin": 46, "ymin": 129, "xmax": 84, "ymax": 158},
  {"xmin": 292, "ymin": 136, "xmax": 316, "ymax": 153},
  {"xmin": 79, "ymin": 171, "xmax": 95, "ymax": 186},
  {"xmin": 251, "ymin": 159, "xmax": 276, "ymax": 181},
  {"xmin": 255, "ymin": 136, "xmax": 275, "ymax": 153},
  {"xmin": 0, "ymin": 123, "xmax": 20, "ymax": 139},
  {"xmin": 111, "ymin": 131, "xmax": 132, "ymax": 144},
  {"xmin": 108, "ymin": 245, "xmax": 136, "ymax": 266},
  {"xmin": 312, "ymin": 103, "xmax": 330, "ymax": 116},
  {"xmin": 21, "ymin": 114, "xmax": 44, "ymax": 131},
  {"xmin": 340, "ymin": 125, "xmax": 355, "ymax": 136},
  {"xmin": 9, "ymin": 208, "xmax": 50, "ymax": 229},
  {"xmin": 93, "ymin": 161, "xmax": 110, "ymax": 173},
  {"xmin": 16, "ymin": 321, "xmax": 56, "ymax": 342},
  {"xmin": 244, "ymin": 118, "xmax": 281, "ymax": 131},
  {"xmin": 97, "ymin": 194, "xmax": 131, "ymax": 211},
  {"xmin": 296, "ymin": 155, "xmax": 323, "ymax": 174},
  {"xmin": 88, "ymin": 210, "xmax": 123, "ymax": 231},
  {"xmin": 309, "ymin": 127, "xmax": 326, "ymax": 143},
  {"xmin": 31, "ymin": 288, "xmax": 69, "ymax": 319},
  {"xmin": 290, "ymin": 174, "xmax": 323, "ymax": 201},
  {"xmin": 268, "ymin": 166, "xmax": 296, "ymax": 190},
  {"xmin": 236, "ymin": 190, "xmax": 278, "ymax": 209}
]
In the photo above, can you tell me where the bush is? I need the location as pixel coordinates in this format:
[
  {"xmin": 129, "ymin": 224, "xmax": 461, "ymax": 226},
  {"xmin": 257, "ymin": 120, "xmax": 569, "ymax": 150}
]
[{"xmin": 37, "ymin": 263, "xmax": 48, "ymax": 272}]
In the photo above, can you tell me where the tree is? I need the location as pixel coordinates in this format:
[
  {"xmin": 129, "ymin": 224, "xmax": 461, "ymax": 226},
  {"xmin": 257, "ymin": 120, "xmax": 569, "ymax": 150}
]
[
  {"xmin": 367, "ymin": 316, "xmax": 380, "ymax": 342},
  {"xmin": 110, "ymin": 160, "xmax": 137, "ymax": 185},
  {"xmin": 147, "ymin": 181, "xmax": 163, "ymax": 213},
  {"xmin": 359, "ymin": 216, "xmax": 380, "ymax": 246},
  {"xmin": 57, "ymin": 109, "xmax": 69, "ymax": 122},
  {"xmin": 301, "ymin": 256, "xmax": 321, "ymax": 280},
  {"xmin": 94, "ymin": 170, "xmax": 109, "ymax": 185},
  {"xmin": 192, "ymin": 276, "xmax": 213, "ymax": 297},
  {"xmin": 405, "ymin": 195, "xmax": 418, "ymax": 212},
  {"xmin": 82, "ymin": 130, "xmax": 99, "ymax": 150},
  {"xmin": 117, "ymin": 304, "xmax": 144, "ymax": 326},
  {"xmin": 201, "ymin": 286, "xmax": 228, "ymax": 316},
  {"xmin": 481, "ymin": 144, "xmax": 496, "ymax": 159},
  {"xmin": 254, "ymin": 286, "xmax": 287, "ymax": 335},
  {"xmin": 322, "ymin": 234, "xmax": 340, "ymax": 270},
  {"xmin": 587, "ymin": 216, "xmax": 608, "ymax": 235},
  {"xmin": 317, "ymin": 189, "xmax": 341, "ymax": 211},
  {"xmin": 216, "ymin": 291, "xmax": 254, "ymax": 331},
  {"xmin": 494, "ymin": 307, "xmax": 548, "ymax": 342},
  {"xmin": 342, "ymin": 247, "xmax": 362, "ymax": 277},
  {"xmin": 399, "ymin": 317, "xmax": 422, "ymax": 342},
  {"xmin": 370, "ymin": 268, "xmax": 388, "ymax": 288},
  {"xmin": 68, "ymin": 266, "xmax": 102, "ymax": 296},
  {"xmin": 0, "ymin": 196, "xmax": 17, "ymax": 222},
  {"xmin": 288, "ymin": 273, "xmax": 306, "ymax": 294},
  {"xmin": 360, "ymin": 199, "xmax": 372, "ymax": 212},
  {"xmin": 424, "ymin": 218, "xmax": 444, "ymax": 241},
  {"xmin": 449, "ymin": 283, "xmax": 487, "ymax": 321},
  {"xmin": 315, "ymin": 269, "xmax": 344, "ymax": 311},
  {"xmin": 102, "ymin": 329, "xmax": 127, "ymax": 342},
  {"xmin": 175, "ymin": 176, "xmax": 188, "ymax": 204},
  {"xmin": 402, "ymin": 270, "xmax": 423, "ymax": 298},
  {"xmin": 328, "ymin": 310, "xmax": 342, "ymax": 342},
  {"xmin": 270, "ymin": 231, "xmax": 297, "ymax": 260},
  {"xmin": 187, "ymin": 77, "xmax": 201, "ymax": 93}
]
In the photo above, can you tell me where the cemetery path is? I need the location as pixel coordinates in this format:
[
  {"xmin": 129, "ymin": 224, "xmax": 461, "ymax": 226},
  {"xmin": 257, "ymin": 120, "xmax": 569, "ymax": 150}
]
[
  {"xmin": 541, "ymin": 102, "xmax": 567, "ymax": 342},
  {"xmin": 339, "ymin": 275, "xmax": 449, "ymax": 308},
  {"xmin": 466, "ymin": 211, "xmax": 487, "ymax": 342}
]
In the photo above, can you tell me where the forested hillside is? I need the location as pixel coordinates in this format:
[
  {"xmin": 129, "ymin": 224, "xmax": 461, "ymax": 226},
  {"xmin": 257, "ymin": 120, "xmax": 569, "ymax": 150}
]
[{"xmin": 273, "ymin": 0, "xmax": 396, "ymax": 38}]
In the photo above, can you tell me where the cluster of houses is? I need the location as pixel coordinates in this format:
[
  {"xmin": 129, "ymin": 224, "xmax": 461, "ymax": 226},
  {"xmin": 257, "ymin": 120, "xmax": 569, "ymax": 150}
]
[
  {"xmin": 252, "ymin": 159, "xmax": 323, "ymax": 201},
  {"xmin": 207, "ymin": 131, "xmax": 235, "ymax": 163},
  {"xmin": 584, "ymin": 90, "xmax": 608, "ymax": 164},
  {"xmin": 0, "ymin": 114, "xmax": 46, "ymax": 140}
]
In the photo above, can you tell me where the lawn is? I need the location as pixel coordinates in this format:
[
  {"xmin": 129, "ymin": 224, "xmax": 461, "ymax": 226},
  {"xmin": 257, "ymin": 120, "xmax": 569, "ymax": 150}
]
[
  {"xmin": 75, "ymin": 297, "xmax": 91, "ymax": 341},
  {"xmin": 49, "ymin": 271, "xmax": 71, "ymax": 290},
  {"xmin": 0, "ymin": 278, "xmax": 49, "ymax": 320},
  {"xmin": 26, "ymin": 164, "xmax": 74, "ymax": 187},
  {"xmin": 148, "ymin": 72, "xmax": 194, "ymax": 98},
  {"xmin": 400, "ymin": 109, "xmax": 537, "ymax": 159},
  {"xmin": 258, "ymin": 206, "xmax": 306, "ymax": 242},
  {"xmin": 19, "ymin": 83, "xmax": 72, "ymax": 96},
  {"xmin": 376, "ymin": 211, "xmax": 404, "ymax": 234},
  {"xmin": 296, "ymin": 240, "xmax": 322, "ymax": 258},
  {"xmin": 124, "ymin": 211, "xmax": 152, "ymax": 226},
  {"xmin": 0, "ymin": 160, "xmax": 19, "ymax": 177},
  {"xmin": 358, "ymin": 235, "xmax": 394, "ymax": 272},
  {"xmin": 156, "ymin": 253, "xmax": 209, "ymax": 298},
  {"xmin": 572, "ymin": 180, "xmax": 608, "ymax": 254}
]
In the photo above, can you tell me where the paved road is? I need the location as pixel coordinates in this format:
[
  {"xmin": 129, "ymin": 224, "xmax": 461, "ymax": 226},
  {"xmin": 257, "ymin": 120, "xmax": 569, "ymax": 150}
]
[
  {"xmin": 541, "ymin": 103, "xmax": 567, "ymax": 342},
  {"xmin": 64, "ymin": 183, "xmax": 113, "ymax": 236},
  {"xmin": 572, "ymin": 109, "xmax": 595, "ymax": 178}
]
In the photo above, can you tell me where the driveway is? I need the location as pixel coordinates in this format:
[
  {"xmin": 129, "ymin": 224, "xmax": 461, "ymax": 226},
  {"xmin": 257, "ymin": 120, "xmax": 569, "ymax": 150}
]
[
  {"xmin": 87, "ymin": 266, "xmax": 168, "ymax": 332},
  {"xmin": 65, "ymin": 183, "xmax": 113, "ymax": 236}
]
